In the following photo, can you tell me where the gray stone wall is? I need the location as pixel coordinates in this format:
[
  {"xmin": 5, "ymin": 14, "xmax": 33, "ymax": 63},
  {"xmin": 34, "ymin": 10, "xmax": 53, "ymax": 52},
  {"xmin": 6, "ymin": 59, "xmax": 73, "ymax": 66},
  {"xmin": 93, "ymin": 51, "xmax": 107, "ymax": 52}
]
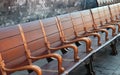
[
  {"xmin": 0, "ymin": 0, "xmax": 115, "ymax": 27},
  {"xmin": 0, "ymin": 0, "xmax": 98, "ymax": 27}
]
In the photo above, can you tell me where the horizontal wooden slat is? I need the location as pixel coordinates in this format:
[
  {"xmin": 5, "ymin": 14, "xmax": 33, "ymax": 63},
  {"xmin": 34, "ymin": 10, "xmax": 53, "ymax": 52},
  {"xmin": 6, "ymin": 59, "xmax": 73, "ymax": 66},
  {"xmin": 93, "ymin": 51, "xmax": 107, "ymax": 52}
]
[
  {"xmin": 0, "ymin": 25, "xmax": 19, "ymax": 40},
  {"xmin": 42, "ymin": 17, "xmax": 57, "ymax": 27},
  {"xmin": 28, "ymin": 39, "xmax": 46, "ymax": 52},
  {"xmin": 21, "ymin": 20, "xmax": 41, "ymax": 32},
  {"xmin": 0, "ymin": 35, "xmax": 23, "ymax": 51},
  {"xmin": 24, "ymin": 29, "xmax": 43, "ymax": 43},
  {"xmin": 44, "ymin": 25, "xmax": 59, "ymax": 36}
]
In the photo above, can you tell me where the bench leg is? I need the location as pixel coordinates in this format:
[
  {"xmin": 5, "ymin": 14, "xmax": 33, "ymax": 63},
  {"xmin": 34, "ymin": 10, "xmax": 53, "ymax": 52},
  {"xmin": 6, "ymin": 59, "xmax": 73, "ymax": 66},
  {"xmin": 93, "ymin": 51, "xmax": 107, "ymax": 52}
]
[
  {"xmin": 85, "ymin": 56, "xmax": 95, "ymax": 75},
  {"xmin": 110, "ymin": 39, "xmax": 118, "ymax": 55}
]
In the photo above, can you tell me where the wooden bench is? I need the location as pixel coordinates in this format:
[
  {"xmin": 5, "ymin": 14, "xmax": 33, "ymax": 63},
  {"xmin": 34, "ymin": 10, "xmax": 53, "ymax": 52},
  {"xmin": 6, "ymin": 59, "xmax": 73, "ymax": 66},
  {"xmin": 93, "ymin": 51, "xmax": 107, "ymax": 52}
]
[
  {"xmin": 108, "ymin": 3, "xmax": 120, "ymax": 32},
  {"xmin": 59, "ymin": 5, "xmax": 120, "ymax": 75},
  {"xmin": 0, "ymin": 25, "xmax": 42, "ymax": 75},
  {"xmin": 56, "ymin": 14, "xmax": 93, "ymax": 53},
  {"xmin": 0, "ymin": 3, "xmax": 120, "ymax": 75},
  {"xmin": 78, "ymin": 10, "xmax": 109, "ymax": 41},
  {"xmin": 101, "ymin": 5, "xmax": 120, "ymax": 33},
  {"xmin": 0, "ymin": 21, "xmax": 71, "ymax": 75},
  {"xmin": 90, "ymin": 6, "xmax": 117, "ymax": 36}
]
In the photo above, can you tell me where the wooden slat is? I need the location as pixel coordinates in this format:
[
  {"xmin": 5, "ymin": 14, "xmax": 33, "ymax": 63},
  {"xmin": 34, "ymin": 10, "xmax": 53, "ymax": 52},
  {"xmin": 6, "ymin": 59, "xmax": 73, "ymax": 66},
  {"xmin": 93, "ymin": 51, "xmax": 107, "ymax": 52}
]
[
  {"xmin": 0, "ymin": 35, "xmax": 23, "ymax": 51},
  {"xmin": 103, "ymin": 6, "xmax": 111, "ymax": 22},
  {"xmin": 42, "ymin": 17, "xmax": 63, "ymax": 49},
  {"xmin": 0, "ymin": 25, "xmax": 19, "ymax": 39},
  {"xmin": 91, "ymin": 8, "xmax": 102, "ymax": 26},
  {"xmin": 70, "ymin": 12, "xmax": 85, "ymax": 34},
  {"xmin": 58, "ymin": 14, "xmax": 76, "ymax": 40},
  {"xmin": 21, "ymin": 20, "xmax": 41, "ymax": 32},
  {"xmin": 1, "ymin": 45, "xmax": 27, "ymax": 68},
  {"xmin": 80, "ymin": 10, "xmax": 94, "ymax": 31}
]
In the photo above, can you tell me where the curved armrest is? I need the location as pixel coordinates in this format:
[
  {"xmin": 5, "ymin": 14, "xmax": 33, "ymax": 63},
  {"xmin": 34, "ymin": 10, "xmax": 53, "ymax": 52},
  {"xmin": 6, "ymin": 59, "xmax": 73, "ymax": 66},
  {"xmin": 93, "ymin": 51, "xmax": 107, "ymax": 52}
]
[
  {"xmin": 94, "ymin": 29, "xmax": 109, "ymax": 41},
  {"xmin": 30, "ymin": 53, "xmax": 65, "ymax": 74},
  {"xmin": 69, "ymin": 37, "xmax": 92, "ymax": 53},
  {"xmin": 2, "ymin": 65, "xmax": 42, "ymax": 75},
  {"xmin": 84, "ymin": 33, "xmax": 101, "ymax": 46},
  {"xmin": 101, "ymin": 25, "xmax": 116, "ymax": 36},
  {"xmin": 106, "ymin": 21, "xmax": 120, "ymax": 32},
  {"xmin": 48, "ymin": 44, "xmax": 80, "ymax": 62}
]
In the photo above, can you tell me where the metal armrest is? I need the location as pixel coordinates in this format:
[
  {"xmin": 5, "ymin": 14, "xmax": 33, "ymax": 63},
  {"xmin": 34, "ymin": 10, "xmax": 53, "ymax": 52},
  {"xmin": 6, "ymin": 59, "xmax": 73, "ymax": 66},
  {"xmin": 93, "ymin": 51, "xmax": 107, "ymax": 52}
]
[
  {"xmin": 30, "ymin": 53, "xmax": 65, "ymax": 74},
  {"xmin": 48, "ymin": 44, "xmax": 80, "ymax": 62}
]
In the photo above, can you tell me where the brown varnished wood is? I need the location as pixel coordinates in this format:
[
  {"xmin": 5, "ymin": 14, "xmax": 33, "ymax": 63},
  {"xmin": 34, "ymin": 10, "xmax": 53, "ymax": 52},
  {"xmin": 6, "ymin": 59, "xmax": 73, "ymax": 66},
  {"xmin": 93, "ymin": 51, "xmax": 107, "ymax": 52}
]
[
  {"xmin": 0, "ymin": 26, "xmax": 29, "ymax": 68},
  {"xmin": 0, "ymin": 26, "xmax": 19, "ymax": 40},
  {"xmin": 0, "ymin": 53, "xmax": 42, "ymax": 75},
  {"xmin": 0, "ymin": 3, "xmax": 120, "ymax": 75},
  {"xmin": 19, "ymin": 23, "xmax": 65, "ymax": 74},
  {"xmin": 108, "ymin": 4, "xmax": 120, "ymax": 32},
  {"xmin": 90, "ymin": 6, "xmax": 116, "ymax": 36},
  {"xmin": 40, "ymin": 18, "xmax": 80, "ymax": 61},
  {"xmin": 117, "ymin": 3, "xmax": 120, "ymax": 17},
  {"xmin": 67, "ymin": 12, "xmax": 101, "ymax": 46},
  {"xmin": 76, "ymin": 9, "xmax": 109, "ymax": 41},
  {"xmin": 56, "ymin": 14, "xmax": 93, "ymax": 53},
  {"xmin": 0, "ymin": 25, "xmax": 42, "ymax": 75}
]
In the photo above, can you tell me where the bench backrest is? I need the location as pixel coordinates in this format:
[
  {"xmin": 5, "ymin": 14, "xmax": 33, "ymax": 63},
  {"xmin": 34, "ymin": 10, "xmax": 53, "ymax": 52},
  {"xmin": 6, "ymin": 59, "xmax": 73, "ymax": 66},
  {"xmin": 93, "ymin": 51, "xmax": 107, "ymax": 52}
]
[
  {"xmin": 70, "ymin": 11, "xmax": 85, "ymax": 35},
  {"xmin": 97, "ymin": 6, "xmax": 107, "ymax": 24},
  {"xmin": 117, "ymin": 3, "xmax": 120, "ymax": 16},
  {"xmin": 91, "ymin": 8, "xmax": 102, "ymax": 27},
  {"xmin": 91, "ymin": 6, "xmax": 112, "ymax": 26},
  {"xmin": 79, "ymin": 10, "xmax": 95, "ymax": 31},
  {"xmin": 20, "ymin": 20, "xmax": 49, "ymax": 57},
  {"xmin": 0, "ymin": 25, "xmax": 30, "ymax": 69},
  {"xmin": 109, "ymin": 4, "xmax": 120, "ymax": 20},
  {"xmin": 97, "ymin": 6, "xmax": 111, "ymax": 24},
  {"xmin": 41, "ymin": 17, "xmax": 64, "ymax": 51},
  {"xmin": 57, "ymin": 14, "xmax": 78, "ymax": 41},
  {"xmin": 70, "ymin": 10, "xmax": 95, "ymax": 33},
  {"xmin": 101, "ymin": 6, "xmax": 112, "ymax": 23}
]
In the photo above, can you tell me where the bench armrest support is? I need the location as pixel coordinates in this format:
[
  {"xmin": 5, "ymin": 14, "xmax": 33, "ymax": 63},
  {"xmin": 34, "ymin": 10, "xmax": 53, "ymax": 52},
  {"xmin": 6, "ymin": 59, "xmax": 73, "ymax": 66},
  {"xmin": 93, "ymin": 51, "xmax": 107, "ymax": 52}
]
[
  {"xmin": 1, "ymin": 64, "xmax": 42, "ymax": 75},
  {"xmin": 30, "ymin": 53, "xmax": 65, "ymax": 74},
  {"xmin": 101, "ymin": 25, "xmax": 116, "ymax": 36},
  {"xmin": 94, "ymin": 29, "xmax": 109, "ymax": 41},
  {"xmin": 71, "ymin": 37, "xmax": 93, "ymax": 53},
  {"xmin": 83, "ymin": 33, "xmax": 101, "ymax": 46},
  {"xmin": 48, "ymin": 45, "xmax": 80, "ymax": 62}
]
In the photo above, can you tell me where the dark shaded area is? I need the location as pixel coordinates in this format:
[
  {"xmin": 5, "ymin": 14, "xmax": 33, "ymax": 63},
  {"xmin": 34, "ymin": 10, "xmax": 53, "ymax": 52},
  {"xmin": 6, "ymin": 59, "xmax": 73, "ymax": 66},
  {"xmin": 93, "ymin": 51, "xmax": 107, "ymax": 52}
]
[{"xmin": 83, "ymin": 0, "xmax": 98, "ymax": 9}]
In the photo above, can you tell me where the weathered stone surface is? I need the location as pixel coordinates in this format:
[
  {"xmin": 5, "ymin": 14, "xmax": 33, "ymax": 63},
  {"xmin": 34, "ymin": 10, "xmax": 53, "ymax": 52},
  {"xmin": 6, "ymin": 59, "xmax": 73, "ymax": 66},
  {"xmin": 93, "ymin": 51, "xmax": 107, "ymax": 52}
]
[
  {"xmin": 0, "ymin": 0, "xmax": 119, "ymax": 27},
  {"xmin": 0, "ymin": 0, "xmax": 98, "ymax": 27}
]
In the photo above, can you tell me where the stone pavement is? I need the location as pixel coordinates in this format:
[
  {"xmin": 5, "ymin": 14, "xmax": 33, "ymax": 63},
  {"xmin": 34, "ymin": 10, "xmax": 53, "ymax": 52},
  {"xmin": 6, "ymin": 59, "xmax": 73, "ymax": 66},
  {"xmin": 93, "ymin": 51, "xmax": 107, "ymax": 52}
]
[
  {"xmin": 93, "ymin": 46, "xmax": 120, "ymax": 75},
  {"xmin": 69, "ymin": 40, "xmax": 120, "ymax": 75}
]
